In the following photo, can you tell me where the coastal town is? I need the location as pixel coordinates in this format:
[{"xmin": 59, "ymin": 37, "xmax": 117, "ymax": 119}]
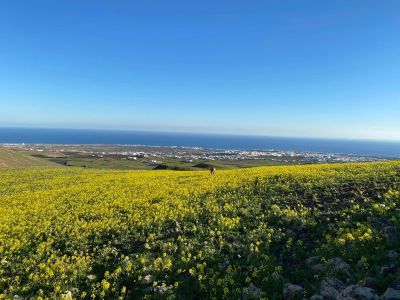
[{"xmin": 2, "ymin": 143, "xmax": 386, "ymax": 169}]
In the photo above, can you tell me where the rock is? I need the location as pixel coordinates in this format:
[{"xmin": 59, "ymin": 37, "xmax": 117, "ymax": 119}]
[
  {"xmin": 272, "ymin": 273, "xmax": 284, "ymax": 282},
  {"xmin": 141, "ymin": 274, "xmax": 155, "ymax": 285},
  {"xmin": 390, "ymin": 277, "xmax": 400, "ymax": 290},
  {"xmin": 388, "ymin": 251, "xmax": 399, "ymax": 261},
  {"xmin": 165, "ymin": 221, "xmax": 181, "ymax": 236},
  {"xmin": 337, "ymin": 285, "xmax": 378, "ymax": 300},
  {"xmin": 309, "ymin": 294, "xmax": 323, "ymax": 300},
  {"xmin": 283, "ymin": 283, "xmax": 304, "ymax": 299},
  {"xmin": 144, "ymin": 281, "xmax": 172, "ymax": 295},
  {"xmin": 286, "ymin": 229, "xmax": 295, "ymax": 236},
  {"xmin": 381, "ymin": 288, "xmax": 400, "ymax": 300},
  {"xmin": 143, "ymin": 286, "xmax": 154, "ymax": 293},
  {"xmin": 246, "ymin": 283, "xmax": 263, "ymax": 298},
  {"xmin": 153, "ymin": 285, "xmax": 171, "ymax": 294},
  {"xmin": 312, "ymin": 263, "xmax": 327, "ymax": 274},
  {"xmin": 122, "ymin": 256, "xmax": 131, "ymax": 269},
  {"xmin": 306, "ymin": 256, "xmax": 321, "ymax": 266},
  {"xmin": 327, "ymin": 258, "xmax": 352, "ymax": 277},
  {"xmin": 371, "ymin": 217, "xmax": 390, "ymax": 229},
  {"xmin": 218, "ymin": 260, "xmax": 230, "ymax": 271},
  {"xmin": 384, "ymin": 226, "xmax": 399, "ymax": 241},
  {"xmin": 362, "ymin": 277, "xmax": 377, "ymax": 290},
  {"xmin": 380, "ymin": 266, "xmax": 395, "ymax": 276},
  {"xmin": 86, "ymin": 274, "xmax": 97, "ymax": 281},
  {"xmin": 320, "ymin": 277, "xmax": 345, "ymax": 299}
]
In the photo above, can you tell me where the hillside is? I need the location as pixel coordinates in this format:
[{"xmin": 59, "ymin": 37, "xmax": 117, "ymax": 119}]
[
  {"xmin": 0, "ymin": 146, "xmax": 59, "ymax": 167},
  {"xmin": 0, "ymin": 162, "xmax": 400, "ymax": 299}
]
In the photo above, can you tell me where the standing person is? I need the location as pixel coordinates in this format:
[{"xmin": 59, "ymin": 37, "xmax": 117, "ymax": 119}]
[{"xmin": 210, "ymin": 167, "xmax": 216, "ymax": 175}]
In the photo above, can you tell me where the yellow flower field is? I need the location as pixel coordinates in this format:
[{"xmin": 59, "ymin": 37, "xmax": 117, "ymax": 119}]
[{"xmin": 1, "ymin": 162, "xmax": 400, "ymax": 299}]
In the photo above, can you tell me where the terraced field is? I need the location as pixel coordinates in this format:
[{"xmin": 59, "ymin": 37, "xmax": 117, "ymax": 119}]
[{"xmin": 0, "ymin": 162, "xmax": 400, "ymax": 299}]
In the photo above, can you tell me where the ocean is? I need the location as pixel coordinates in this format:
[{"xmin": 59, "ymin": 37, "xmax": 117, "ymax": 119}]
[{"xmin": 1, "ymin": 127, "xmax": 400, "ymax": 158}]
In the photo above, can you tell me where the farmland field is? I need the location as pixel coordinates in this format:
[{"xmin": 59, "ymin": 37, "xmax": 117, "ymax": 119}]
[
  {"xmin": 0, "ymin": 147, "xmax": 59, "ymax": 168},
  {"xmin": 1, "ymin": 162, "xmax": 400, "ymax": 299}
]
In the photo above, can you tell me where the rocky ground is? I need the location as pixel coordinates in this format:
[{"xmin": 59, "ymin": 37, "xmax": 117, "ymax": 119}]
[{"xmin": 283, "ymin": 242, "xmax": 400, "ymax": 299}]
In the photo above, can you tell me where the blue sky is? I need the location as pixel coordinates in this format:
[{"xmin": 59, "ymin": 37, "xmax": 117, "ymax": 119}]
[{"xmin": 0, "ymin": 1, "xmax": 399, "ymax": 140}]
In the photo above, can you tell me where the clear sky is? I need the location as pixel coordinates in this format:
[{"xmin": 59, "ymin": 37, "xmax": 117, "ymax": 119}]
[{"xmin": 0, "ymin": 1, "xmax": 399, "ymax": 140}]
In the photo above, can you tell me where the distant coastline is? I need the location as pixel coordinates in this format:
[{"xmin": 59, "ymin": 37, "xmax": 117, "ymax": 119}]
[{"xmin": 1, "ymin": 127, "xmax": 400, "ymax": 158}]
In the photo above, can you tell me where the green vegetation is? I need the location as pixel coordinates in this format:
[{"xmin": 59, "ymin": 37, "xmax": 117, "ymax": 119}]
[
  {"xmin": 47, "ymin": 156, "xmax": 292, "ymax": 170},
  {"xmin": 0, "ymin": 162, "xmax": 400, "ymax": 299}
]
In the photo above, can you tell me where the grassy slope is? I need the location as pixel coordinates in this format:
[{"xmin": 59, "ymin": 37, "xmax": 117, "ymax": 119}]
[
  {"xmin": 0, "ymin": 162, "xmax": 400, "ymax": 299},
  {"xmin": 0, "ymin": 147, "xmax": 59, "ymax": 168}
]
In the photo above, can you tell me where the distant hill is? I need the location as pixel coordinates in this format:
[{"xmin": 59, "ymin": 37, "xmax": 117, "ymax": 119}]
[{"xmin": 0, "ymin": 147, "xmax": 59, "ymax": 167}]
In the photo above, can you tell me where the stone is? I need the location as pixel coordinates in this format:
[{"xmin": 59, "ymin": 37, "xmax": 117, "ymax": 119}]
[
  {"xmin": 384, "ymin": 226, "xmax": 399, "ymax": 241},
  {"xmin": 141, "ymin": 274, "xmax": 155, "ymax": 285},
  {"xmin": 306, "ymin": 256, "xmax": 321, "ymax": 266},
  {"xmin": 122, "ymin": 256, "xmax": 131, "ymax": 270},
  {"xmin": 320, "ymin": 277, "xmax": 345, "ymax": 299},
  {"xmin": 286, "ymin": 229, "xmax": 295, "ymax": 236},
  {"xmin": 86, "ymin": 274, "xmax": 97, "ymax": 281},
  {"xmin": 326, "ymin": 258, "xmax": 352, "ymax": 277},
  {"xmin": 388, "ymin": 251, "xmax": 399, "ymax": 261},
  {"xmin": 380, "ymin": 266, "xmax": 395, "ymax": 276},
  {"xmin": 312, "ymin": 263, "xmax": 327, "ymax": 274},
  {"xmin": 283, "ymin": 283, "xmax": 304, "ymax": 299},
  {"xmin": 165, "ymin": 221, "xmax": 181, "ymax": 236},
  {"xmin": 337, "ymin": 284, "xmax": 378, "ymax": 300},
  {"xmin": 309, "ymin": 294, "xmax": 323, "ymax": 300},
  {"xmin": 390, "ymin": 277, "xmax": 400, "ymax": 290},
  {"xmin": 246, "ymin": 283, "xmax": 263, "ymax": 298},
  {"xmin": 272, "ymin": 273, "xmax": 284, "ymax": 281},
  {"xmin": 362, "ymin": 277, "xmax": 377, "ymax": 290},
  {"xmin": 144, "ymin": 281, "xmax": 172, "ymax": 295},
  {"xmin": 143, "ymin": 286, "xmax": 154, "ymax": 293},
  {"xmin": 381, "ymin": 288, "xmax": 400, "ymax": 300},
  {"xmin": 153, "ymin": 285, "xmax": 171, "ymax": 294},
  {"xmin": 218, "ymin": 260, "xmax": 230, "ymax": 271}
]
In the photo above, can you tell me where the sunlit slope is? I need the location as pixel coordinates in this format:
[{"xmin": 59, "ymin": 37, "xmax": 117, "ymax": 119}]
[
  {"xmin": 0, "ymin": 147, "xmax": 59, "ymax": 167},
  {"xmin": 1, "ymin": 162, "xmax": 400, "ymax": 299}
]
